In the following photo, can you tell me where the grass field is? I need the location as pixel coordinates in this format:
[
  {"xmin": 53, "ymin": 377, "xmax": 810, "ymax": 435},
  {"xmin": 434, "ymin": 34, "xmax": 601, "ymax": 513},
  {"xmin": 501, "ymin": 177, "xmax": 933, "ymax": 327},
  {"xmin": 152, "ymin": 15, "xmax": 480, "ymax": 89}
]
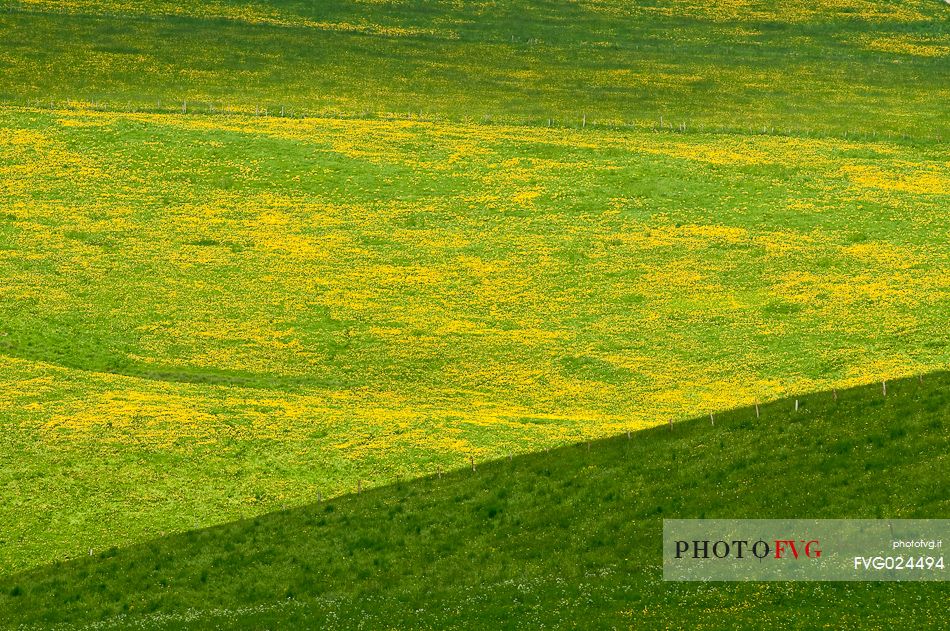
[
  {"xmin": 1, "ymin": 375, "xmax": 947, "ymax": 629},
  {"xmin": 1, "ymin": 0, "xmax": 948, "ymax": 611},
  {"xmin": 1, "ymin": 0, "xmax": 948, "ymax": 139},
  {"xmin": 3, "ymin": 104, "xmax": 950, "ymax": 574}
]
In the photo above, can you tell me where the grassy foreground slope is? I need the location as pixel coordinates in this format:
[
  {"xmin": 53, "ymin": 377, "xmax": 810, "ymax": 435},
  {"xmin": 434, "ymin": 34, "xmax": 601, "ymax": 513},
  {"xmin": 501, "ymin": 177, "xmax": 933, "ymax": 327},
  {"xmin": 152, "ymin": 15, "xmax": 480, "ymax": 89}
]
[
  {"xmin": 1, "ymin": 0, "xmax": 949, "ymax": 139},
  {"xmin": 1, "ymin": 374, "xmax": 947, "ymax": 629},
  {"xmin": 2, "ymin": 106, "xmax": 950, "ymax": 574}
]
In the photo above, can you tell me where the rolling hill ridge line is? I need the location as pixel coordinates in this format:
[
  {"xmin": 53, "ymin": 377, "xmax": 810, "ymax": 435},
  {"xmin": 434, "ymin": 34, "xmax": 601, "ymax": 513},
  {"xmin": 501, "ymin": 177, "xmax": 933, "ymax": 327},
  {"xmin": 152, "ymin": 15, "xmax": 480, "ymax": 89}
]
[
  {"xmin": 1, "ymin": 371, "xmax": 946, "ymax": 628},
  {"xmin": 0, "ymin": 104, "xmax": 941, "ymax": 146}
]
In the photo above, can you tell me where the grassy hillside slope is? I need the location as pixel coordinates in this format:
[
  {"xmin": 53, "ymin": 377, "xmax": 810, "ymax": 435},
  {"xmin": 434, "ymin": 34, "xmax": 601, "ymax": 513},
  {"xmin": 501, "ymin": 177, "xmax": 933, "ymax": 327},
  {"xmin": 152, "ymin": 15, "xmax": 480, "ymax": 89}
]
[
  {"xmin": 1, "ymin": 0, "xmax": 948, "ymax": 139},
  {"xmin": 2, "ymin": 106, "xmax": 950, "ymax": 574},
  {"xmin": 1, "ymin": 0, "xmax": 949, "ymax": 579},
  {"xmin": 1, "ymin": 374, "xmax": 947, "ymax": 629}
]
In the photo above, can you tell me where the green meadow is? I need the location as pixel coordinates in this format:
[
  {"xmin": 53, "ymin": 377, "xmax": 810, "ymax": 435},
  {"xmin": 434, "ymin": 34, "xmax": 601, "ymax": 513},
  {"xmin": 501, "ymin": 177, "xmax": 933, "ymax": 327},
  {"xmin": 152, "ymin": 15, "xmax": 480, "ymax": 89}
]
[
  {"xmin": 0, "ymin": 0, "xmax": 948, "ymax": 625},
  {"xmin": 1, "ymin": 0, "xmax": 948, "ymax": 138},
  {"xmin": 1, "ymin": 375, "xmax": 947, "ymax": 628},
  {"xmin": 2, "ymin": 105, "xmax": 949, "ymax": 576}
]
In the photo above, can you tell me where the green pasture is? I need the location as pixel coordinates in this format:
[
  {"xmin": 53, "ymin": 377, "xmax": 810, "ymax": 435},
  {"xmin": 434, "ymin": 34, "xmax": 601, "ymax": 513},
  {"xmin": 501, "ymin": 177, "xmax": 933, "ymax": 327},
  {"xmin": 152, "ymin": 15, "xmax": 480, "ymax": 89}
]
[{"xmin": 1, "ymin": 375, "xmax": 947, "ymax": 629}]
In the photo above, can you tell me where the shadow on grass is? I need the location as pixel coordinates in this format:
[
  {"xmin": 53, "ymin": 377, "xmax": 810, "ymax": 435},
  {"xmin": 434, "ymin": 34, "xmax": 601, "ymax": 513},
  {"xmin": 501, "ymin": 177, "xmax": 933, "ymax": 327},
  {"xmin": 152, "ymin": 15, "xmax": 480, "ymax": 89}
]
[{"xmin": 0, "ymin": 371, "xmax": 947, "ymax": 629}]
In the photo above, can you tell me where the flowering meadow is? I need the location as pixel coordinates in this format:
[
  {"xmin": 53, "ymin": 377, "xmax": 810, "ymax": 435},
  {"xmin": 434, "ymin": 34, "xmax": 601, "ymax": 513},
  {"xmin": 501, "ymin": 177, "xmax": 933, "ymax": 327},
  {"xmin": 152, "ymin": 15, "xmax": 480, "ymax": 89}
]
[
  {"xmin": 1, "ymin": 104, "xmax": 948, "ymax": 572},
  {"xmin": 1, "ymin": 0, "xmax": 948, "ymax": 139}
]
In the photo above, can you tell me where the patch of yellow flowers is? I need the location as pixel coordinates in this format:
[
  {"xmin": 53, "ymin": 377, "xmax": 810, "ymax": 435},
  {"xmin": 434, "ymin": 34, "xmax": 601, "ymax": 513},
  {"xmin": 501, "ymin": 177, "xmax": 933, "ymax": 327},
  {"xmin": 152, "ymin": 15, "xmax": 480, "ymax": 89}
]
[{"xmin": 2, "ymin": 106, "xmax": 948, "ymax": 571}]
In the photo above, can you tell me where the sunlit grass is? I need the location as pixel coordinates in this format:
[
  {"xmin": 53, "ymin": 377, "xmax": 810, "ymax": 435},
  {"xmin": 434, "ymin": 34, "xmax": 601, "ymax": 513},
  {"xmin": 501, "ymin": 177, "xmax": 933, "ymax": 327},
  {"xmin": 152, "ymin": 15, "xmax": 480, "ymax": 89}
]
[{"xmin": 1, "ymin": 106, "xmax": 948, "ymax": 573}]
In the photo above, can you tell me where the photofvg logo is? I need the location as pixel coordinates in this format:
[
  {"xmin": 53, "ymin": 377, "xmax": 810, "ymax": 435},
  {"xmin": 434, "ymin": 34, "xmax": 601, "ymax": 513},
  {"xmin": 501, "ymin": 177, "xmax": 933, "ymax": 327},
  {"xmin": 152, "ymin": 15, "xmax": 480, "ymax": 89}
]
[
  {"xmin": 663, "ymin": 519, "xmax": 949, "ymax": 581},
  {"xmin": 675, "ymin": 538, "xmax": 822, "ymax": 561}
]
